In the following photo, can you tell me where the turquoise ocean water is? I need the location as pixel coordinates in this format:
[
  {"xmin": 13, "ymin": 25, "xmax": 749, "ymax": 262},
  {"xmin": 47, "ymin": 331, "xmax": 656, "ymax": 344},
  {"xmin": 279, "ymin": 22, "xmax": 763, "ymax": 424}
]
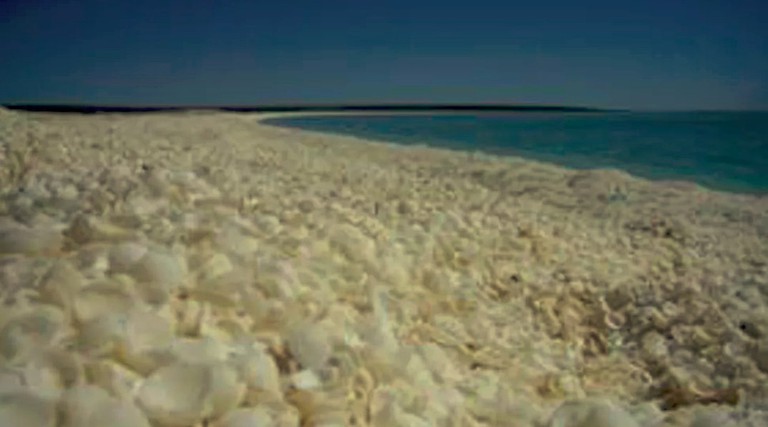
[{"xmin": 265, "ymin": 112, "xmax": 768, "ymax": 194}]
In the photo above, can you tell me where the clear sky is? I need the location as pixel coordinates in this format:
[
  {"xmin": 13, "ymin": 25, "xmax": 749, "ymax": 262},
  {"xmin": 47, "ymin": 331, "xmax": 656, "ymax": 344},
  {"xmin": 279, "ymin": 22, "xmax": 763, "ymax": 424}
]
[{"xmin": 1, "ymin": 0, "xmax": 766, "ymax": 110}]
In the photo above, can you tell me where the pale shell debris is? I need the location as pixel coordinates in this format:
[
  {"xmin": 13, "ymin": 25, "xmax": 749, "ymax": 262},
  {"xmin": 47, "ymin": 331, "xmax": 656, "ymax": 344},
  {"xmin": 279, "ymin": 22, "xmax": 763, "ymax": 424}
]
[
  {"xmin": 0, "ymin": 225, "xmax": 62, "ymax": 255},
  {"xmin": 0, "ymin": 391, "xmax": 57, "ymax": 427},
  {"xmin": 137, "ymin": 361, "xmax": 244, "ymax": 426}
]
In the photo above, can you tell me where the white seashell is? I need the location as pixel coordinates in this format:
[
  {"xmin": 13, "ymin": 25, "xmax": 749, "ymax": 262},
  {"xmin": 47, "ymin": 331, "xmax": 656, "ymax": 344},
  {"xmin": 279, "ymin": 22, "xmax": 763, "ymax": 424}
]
[
  {"xmin": 328, "ymin": 223, "xmax": 375, "ymax": 265},
  {"xmin": 127, "ymin": 196, "xmax": 164, "ymax": 216},
  {"xmin": 254, "ymin": 260, "xmax": 302, "ymax": 300},
  {"xmin": 215, "ymin": 228, "xmax": 260, "ymax": 259},
  {"xmin": 12, "ymin": 367, "xmax": 59, "ymax": 402},
  {"xmin": 73, "ymin": 246, "xmax": 111, "ymax": 278},
  {"xmin": 131, "ymin": 249, "xmax": 185, "ymax": 284},
  {"xmin": 418, "ymin": 343, "xmax": 463, "ymax": 383},
  {"xmin": 547, "ymin": 398, "xmax": 640, "ymax": 427},
  {"xmin": 0, "ymin": 368, "xmax": 24, "ymax": 394},
  {"xmin": 61, "ymin": 384, "xmax": 151, "ymax": 427},
  {"xmin": 0, "ymin": 225, "xmax": 62, "ymax": 255},
  {"xmin": 357, "ymin": 316, "xmax": 399, "ymax": 359},
  {"xmin": 66, "ymin": 215, "xmax": 136, "ymax": 245},
  {"xmin": 215, "ymin": 407, "xmax": 275, "ymax": 427},
  {"xmin": 73, "ymin": 282, "xmax": 136, "ymax": 324},
  {"xmin": 41, "ymin": 348, "xmax": 84, "ymax": 389},
  {"xmin": 187, "ymin": 286, "xmax": 239, "ymax": 308},
  {"xmin": 145, "ymin": 170, "xmax": 172, "ymax": 197},
  {"xmin": 0, "ymin": 305, "xmax": 67, "ymax": 364},
  {"xmin": 108, "ymin": 242, "xmax": 149, "ymax": 274},
  {"xmin": 129, "ymin": 250, "xmax": 185, "ymax": 305},
  {"xmin": 426, "ymin": 387, "xmax": 466, "ymax": 421},
  {"xmin": 78, "ymin": 313, "xmax": 128, "ymax": 355},
  {"xmin": 114, "ymin": 307, "xmax": 175, "ymax": 375},
  {"xmin": 404, "ymin": 353, "xmax": 436, "ymax": 390},
  {"xmin": 286, "ymin": 321, "xmax": 332, "ymax": 371},
  {"xmin": 627, "ymin": 402, "xmax": 663, "ymax": 427},
  {"xmin": 229, "ymin": 342, "xmax": 281, "ymax": 394},
  {"xmin": 60, "ymin": 385, "xmax": 113, "ymax": 427},
  {"xmin": 137, "ymin": 362, "xmax": 245, "ymax": 426},
  {"xmin": 640, "ymin": 331, "xmax": 668, "ymax": 361},
  {"xmin": 55, "ymin": 184, "xmax": 79, "ymax": 201},
  {"xmin": 173, "ymin": 299, "xmax": 207, "ymax": 336},
  {"xmin": 0, "ymin": 392, "xmax": 57, "ymax": 427},
  {"xmin": 195, "ymin": 252, "xmax": 234, "ymax": 285},
  {"xmin": 38, "ymin": 261, "xmax": 87, "ymax": 314},
  {"xmin": 84, "ymin": 359, "xmax": 144, "ymax": 400},
  {"xmin": 291, "ymin": 369, "xmax": 322, "ymax": 390},
  {"xmin": 253, "ymin": 215, "xmax": 281, "ymax": 235},
  {"xmin": 370, "ymin": 391, "xmax": 421, "ymax": 427},
  {"xmin": 239, "ymin": 288, "xmax": 268, "ymax": 324},
  {"xmin": 171, "ymin": 337, "xmax": 228, "ymax": 364},
  {"xmin": 85, "ymin": 398, "xmax": 151, "ymax": 427}
]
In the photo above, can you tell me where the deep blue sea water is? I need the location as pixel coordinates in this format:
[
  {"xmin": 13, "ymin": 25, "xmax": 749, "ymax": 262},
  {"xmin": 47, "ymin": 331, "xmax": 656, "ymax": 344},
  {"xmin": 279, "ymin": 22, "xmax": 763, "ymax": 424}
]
[{"xmin": 264, "ymin": 112, "xmax": 768, "ymax": 194}]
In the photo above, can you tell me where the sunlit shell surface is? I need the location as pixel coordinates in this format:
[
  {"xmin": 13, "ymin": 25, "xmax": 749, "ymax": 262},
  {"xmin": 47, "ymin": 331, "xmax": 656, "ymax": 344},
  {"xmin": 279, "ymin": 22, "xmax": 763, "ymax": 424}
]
[{"xmin": 137, "ymin": 362, "xmax": 244, "ymax": 426}]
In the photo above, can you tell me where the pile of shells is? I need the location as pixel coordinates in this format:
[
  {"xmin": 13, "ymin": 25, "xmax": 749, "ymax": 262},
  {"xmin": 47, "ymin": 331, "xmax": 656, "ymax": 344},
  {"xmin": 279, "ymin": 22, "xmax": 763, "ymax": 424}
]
[{"xmin": 2, "ymin": 107, "xmax": 766, "ymax": 427}]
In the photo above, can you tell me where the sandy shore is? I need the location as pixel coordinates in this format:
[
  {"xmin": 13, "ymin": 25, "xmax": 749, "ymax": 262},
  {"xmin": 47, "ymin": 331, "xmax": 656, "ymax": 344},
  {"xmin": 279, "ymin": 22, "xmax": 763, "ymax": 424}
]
[{"xmin": 1, "ymin": 107, "xmax": 767, "ymax": 426}]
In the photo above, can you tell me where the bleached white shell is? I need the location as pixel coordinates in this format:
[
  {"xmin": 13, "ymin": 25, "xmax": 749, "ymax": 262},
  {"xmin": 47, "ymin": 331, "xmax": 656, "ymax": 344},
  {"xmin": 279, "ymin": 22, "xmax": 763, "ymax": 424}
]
[
  {"xmin": 215, "ymin": 407, "xmax": 274, "ymax": 427},
  {"xmin": 38, "ymin": 261, "xmax": 87, "ymax": 313},
  {"xmin": 195, "ymin": 252, "xmax": 234, "ymax": 285},
  {"xmin": 0, "ymin": 225, "xmax": 62, "ymax": 255},
  {"xmin": 174, "ymin": 299, "xmax": 207, "ymax": 336},
  {"xmin": 84, "ymin": 359, "xmax": 144, "ymax": 400},
  {"xmin": 73, "ymin": 282, "xmax": 136, "ymax": 324},
  {"xmin": 253, "ymin": 215, "xmax": 281, "ymax": 235},
  {"xmin": 291, "ymin": 369, "xmax": 322, "ymax": 390},
  {"xmin": 60, "ymin": 384, "xmax": 151, "ymax": 427},
  {"xmin": 547, "ymin": 399, "xmax": 640, "ymax": 427},
  {"xmin": 418, "ymin": 343, "xmax": 462, "ymax": 383},
  {"xmin": 55, "ymin": 184, "xmax": 79, "ymax": 201},
  {"xmin": 229, "ymin": 342, "xmax": 281, "ymax": 394},
  {"xmin": 60, "ymin": 385, "xmax": 113, "ymax": 427},
  {"xmin": 171, "ymin": 336, "xmax": 228, "ymax": 364},
  {"xmin": 0, "ymin": 305, "xmax": 67, "ymax": 363},
  {"xmin": 286, "ymin": 321, "xmax": 332, "ymax": 371},
  {"xmin": 40, "ymin": 349, "xmax": 84, "ymax": 390},
  {"xmin": 215, "ymin": 228, "xmax": 260, "ymax": 259},
  {"xmin": 67, "ymin": 215, "xmax": 136, "ymax": 244},
  {"xmin": 137, "ymin": 362, "xmax": 244, "ymax": 426},
  {"xmin": 370, "ymin": 390, "xmax": 429, "ymax": 427},
  {"xmin": 327, "ymin": 223, "xmax": 375, "ymax": 265},
  {"xmin": 114, "ymin": 308, "xmax": 175, "ymax": 375},
  {"xmin": 108, "ymin": 242, "xmax": 149, "ymax": 274},
  {"xmin": 73, "ymin": 246, "xmax": 111, "ymax": 277},
  {"xmin": 128, "ymin": 250, "xmax": 184, "ymax": 305},
  {"xmin": 85, "ymin": 398, "xmax": 151, "ymax": 427},
  {"xmin": 78, "ymin": 313, "xmax": 128, "ymax": 355},
  {"xmin": 16, "ymin": 352, "xmax": 82, "ymax": 400},
  {"xmin": 0, "ymin": 368, "xmax": 24, "ymax": 394},
  {"xmin": 0, "ymin": 392, "xmax": 57, "ymax": 427}
]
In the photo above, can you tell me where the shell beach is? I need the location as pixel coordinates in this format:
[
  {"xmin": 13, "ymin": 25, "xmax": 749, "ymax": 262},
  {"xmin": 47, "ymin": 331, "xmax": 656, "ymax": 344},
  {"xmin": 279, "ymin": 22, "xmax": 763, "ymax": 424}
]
[{"xmin": 1, "ymin": 107, "xmax": 767, "ymax": 427}]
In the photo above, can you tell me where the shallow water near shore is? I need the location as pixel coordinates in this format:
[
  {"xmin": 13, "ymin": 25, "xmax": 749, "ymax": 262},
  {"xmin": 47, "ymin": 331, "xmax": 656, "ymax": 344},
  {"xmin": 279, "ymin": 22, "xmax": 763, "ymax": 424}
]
[{"xmin": 266, "ymin": 111, "xmax": 768, "ymax": 195}]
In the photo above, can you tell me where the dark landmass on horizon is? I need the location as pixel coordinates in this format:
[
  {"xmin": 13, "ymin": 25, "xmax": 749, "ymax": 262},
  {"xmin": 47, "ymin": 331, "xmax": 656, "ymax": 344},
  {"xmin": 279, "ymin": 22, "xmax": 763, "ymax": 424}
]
[{"xmin": 3, "ymin": 103, "xmax": 623, "ymax": 114}]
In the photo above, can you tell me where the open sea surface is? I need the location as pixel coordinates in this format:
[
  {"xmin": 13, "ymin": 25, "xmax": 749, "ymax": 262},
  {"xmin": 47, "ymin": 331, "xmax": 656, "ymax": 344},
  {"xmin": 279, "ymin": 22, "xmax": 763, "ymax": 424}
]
[{"xmin": 265, "ymin": 112, "xmax": 768, "ymax": 194}]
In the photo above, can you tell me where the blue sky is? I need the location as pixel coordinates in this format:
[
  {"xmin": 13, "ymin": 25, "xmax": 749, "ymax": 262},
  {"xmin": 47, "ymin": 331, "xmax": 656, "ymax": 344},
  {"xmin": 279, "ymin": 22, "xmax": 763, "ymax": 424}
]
[{"xmin": 1, "ymin": 0, "xmax": 766, "ymax": 109}]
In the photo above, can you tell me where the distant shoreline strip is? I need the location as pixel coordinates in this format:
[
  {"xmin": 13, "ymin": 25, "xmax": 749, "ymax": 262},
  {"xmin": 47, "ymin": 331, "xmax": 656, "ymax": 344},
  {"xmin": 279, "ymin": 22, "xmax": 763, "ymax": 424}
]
[{"xmin": 3, "ymin": 104, "xmax": 621, "ymax": 114}]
